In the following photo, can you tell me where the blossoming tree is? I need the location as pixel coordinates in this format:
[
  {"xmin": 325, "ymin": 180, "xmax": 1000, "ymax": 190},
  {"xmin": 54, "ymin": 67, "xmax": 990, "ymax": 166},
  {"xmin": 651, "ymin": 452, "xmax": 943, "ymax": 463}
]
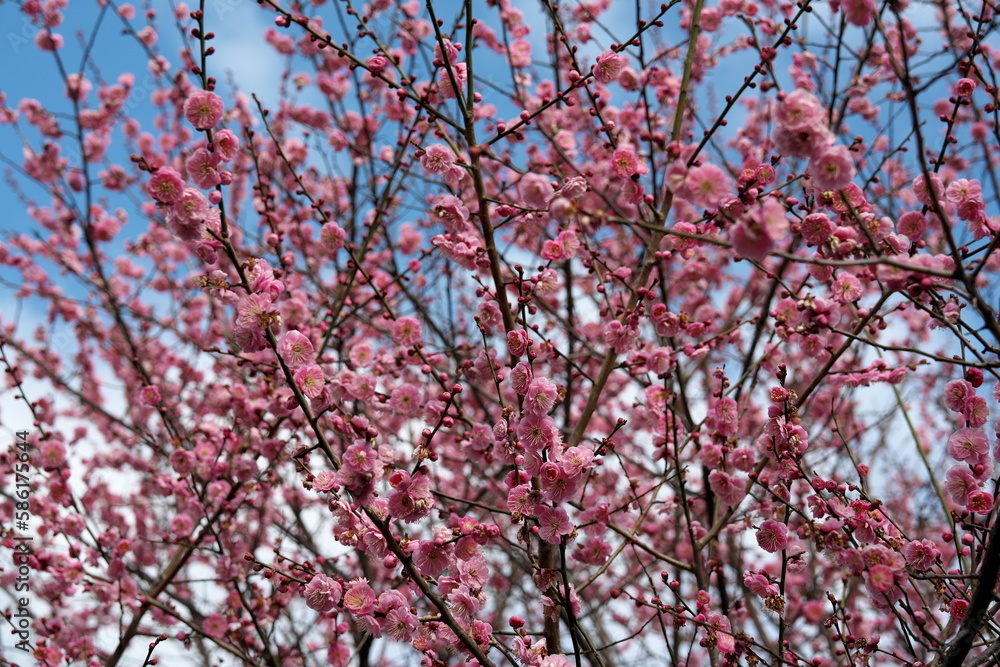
[{"xmin": 1, "ymin": 0, "xmax": 1000, "ymax": 665}]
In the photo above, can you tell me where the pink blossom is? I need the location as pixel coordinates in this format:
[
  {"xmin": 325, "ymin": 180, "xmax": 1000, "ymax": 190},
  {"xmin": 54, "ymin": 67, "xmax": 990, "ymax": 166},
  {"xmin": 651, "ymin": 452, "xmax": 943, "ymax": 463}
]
[
  {"xmin": 510, "ymin": 361, "xmax": 532, "ymax": 394},
  {"xmin": 730, "ymin": 219, "xmax": 773, "ymax": 262},
  {"xmin": 236, "ymin": 293, "xmax": 279, "ymax": 333},
  {"xmin": 604, "ymin": 320, "xmax": 639, "ymax": 353},
  {"xmin": 944, "ymin": 465, "xmax": 979, "ymax": 504},
  {"xmin": 213, "ymin": 128, "xmax": 240, "ymax": 161},
  {"xmin": 184, "ymin": 90, "xmax": 225, "ymax": 130},
  {"xmin": 185, "ymin": 148, "xmax": 221, "ymax": 189},
  {"xmin": 392, "ymin": 316, "xmax": 422, "ymax": 346},
  {"xmin": 139, "ymin": 385, "xmax": 160, "ymax": 406},
  {"xmin": 967, "ymin": 490, "xmax": 994, "ymax": 514},
  {"xmin": 756, "ymin": 519, "xmax": 789, "ymax": 553},
  {"xmin": 367, "ymin": 55, "xmax": 388, "ymax": 74},
  {"xmin": 775, "ymin": 90, "xmax": 826, "ymax": 130},
  {"xmin": 866, "ymin": 564, "xmax": 894, "ymax": 592},
  {"xmin": 507, "ymin": 329, "xmax": 528, "ymax": 357},
  {"xmin": 799, "ymin": 213, "xmax": 835, "ymax": 245},
  {"xmin": 708, "ymin": 470, "xmax": 746, "ymax": 506},
  {"xmin": 902, "ymin": 539, "xmax": 940, "ymax": 571},
  {"xmin": 446, "ymin": 584, "xmax": 482, "ymax": 622},
  {"xmin": 170, "ymin": 450, "xmax": 195, "ymax": 475},
  {"xmin": 279, "ymin": 330, "xmax": 316, "ymax": 369},
  {"xmin": 202, "ymin": 613, "xmax": 228, "ymax": 639},
  {"xmin": 535, "ymin": 504, "xmax": 572, "ymax": 544},
  {"xmin": 313, "ymin": 470, "xmax": 338, "ymax": 492},
  {"xmin": 383, "ymin": 607, "xmax": 418, "ymax": 641},
  {"xmin": 517, "ymin": 413, "xmax": 559, "ymax": 451},
  {"xmin": 507, "ymin": 484, "xmax": 536, "ymax": 515},
  {"xmin": 294, "ymin": 364, "xmax": 326, "ymax": 398},
  {"xmin": 956, "ymin": 78, "xmax": 977, "ymax": 97},
  {"xmin": 680, "ymin": 162, "xmax": 732, "ymax": 209},
  {"xmin": 611, "ymin": 148, "xmax": 640, "ymax": 178},
  {"xmin": 147, "ymin": 167, "xmax": 185, "ymax": 203},
  {"xmin": 342, "ymin": 441, "xmax": 377, "ymax": 475},
  {"xmin": 842, "ymin": 0, "xmax": 876, "ymax": 25},
  {"xmin": 519, "ymin": 173, "xmax": 553, "ymax": 209},
  {"xmin": 948, "ymin": 427, "xmax": 989, "ymax": 465},
  {"xmin": 809, "ymin": 145, "xmax": 856, "ymax": 191},
  {"xmin": 304, "ymin": 574, "xmax": 342, "ymax": 613},
  {"xmin": 773, "ymin": 124, "xmax": 834, "ymax": 158},
  {"xmin": 166, "ymin": 188, "xmax": 210, "ymax": 240},
  {"xmin": 342, "ymin": 578, "xmax": 377, "ymax": 616},
  {"xmin": 896, "ymin": 211, "xmax": 926, "ymax": 239},
  {"xmin": 420, "ymin": 143, "xmax": 456, "ymax": 175},
  {"xmin": 414, "ymin": 540, "xmax": 451, "ymax": 577},
  {"xmin": 744, "ymin": 571, "xmax": 778, "ymax": 598},
  {"xmin": 913, "ymin": 173, "xmax": 944, "ymax": 205},
  {"xmin": 39, "ymin": 440, "xmax": 66, "ymax": 470},
  {"xmin": 592, "ymin": 50, "xmax": 624, "ymax": 83},
  {"xmin": 943, "ymin": 379, "xmax": 975, "ymax": 412},
  {"xmin": 539, "ymin": 462, "xmax": 579, "ymax": 502},
  {"xmin": 945, "ymin": 178, "xmax": 982, "ymax": 205},
  {"xmin": 831, "ymin": 272, "xmax": 863, "ymax": 303},
  {"xmin": 524, "ymin": 377, "xmax": 560, "ymax": 416}
]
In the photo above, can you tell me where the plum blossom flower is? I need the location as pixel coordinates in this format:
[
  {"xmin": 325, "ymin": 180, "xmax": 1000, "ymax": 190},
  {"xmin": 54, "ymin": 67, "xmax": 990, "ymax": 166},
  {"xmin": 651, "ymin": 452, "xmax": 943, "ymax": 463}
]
[
  {"xmin": 313, "ymin": 470, "xmax": 337, "ymax": 492},
  {"xmin": 831, "ymin": 272, "xmax": 863, "ymax": 303},
  {"xmin": 775, "ymin": 90, "xmax": 826, "ymax": 130},
  {"xmin": 280, "ymin": 330, "xmax": 315, "ymax": 369},
  {"xmin": 185, "ymin": 148, "xmax": 221, "ymax": 189},
  {"xmin": 756, "ymin": 519, "xmax": 789, "ymax": 553},
  {"xmin": 965, "ymin": 395, "xmax": 990, "ymax": 427},
  {"xmin": 902, "ymin": 539, "xmax": 940, "ymax": 571},
  {"xmin": 519, "ymin": 172, "xmax": 553, "ymax": 209},
  {"xmin": 139, "ymin": 385, "xmax": 161, "ymax": 406},
  {"xmin": 592, "ymin": 50, "xmax": 624, "ymax": 83},
  {"xmin": 383, "ymin": 607, "xmax": 418, "ymax": 641},
  {"xmin": 799, "ymin": 213, "xmax": 836, "ymax": 245},
  {"xmin": 392, "ymin": 316, "xmax": 422, "ymax": 346},
  {"xmin": 967, "ymin": 490, "xmax": 994, "ymax": 514},
  {"xmin": 184, "ymin": 90, "xmax": 225, "ymax": 130},
  {"xmin": 913, "ymin": 173, "xmax": 944, "ymax": 205},
  {"xmin": 773, "ymin": 124, "xmax": 834, "ymax": 159},
  {"xmin": 842, "ymin": 0, "xmax": 876, "ymax": 25},
  {"xmin": 535, "ymin": 504, "xmax": 572, "ymax": 543},
  {"xmin": 342, "ymin": 578, "xmax": 377, "ymax": 616},
  {"xmin": 611, "ymin": 147, "xmax": 640, "ymax": 178},
  {"xmin": 944, "ymin": 465, "xmax": 979, "ymax": 504},
  {"xmin": 294, "ymin": 364, "xmax": 326, "ymax": 398},
  {"xmin": 39, "ymin": 440, "xmax": 66, "ymax": 470},
  {"xmin": 304, "ymin": 574, "xmax": 342, "ymax": 613},
  {"xmin": 202, "ymin": 613, "xmax": 228, "ymax": 639},
  {"xmin": 678, "ymin": 162, "xmax": 732, "ymax": 209},
  {"xmin": 387, "ymin": 470, "xmax": 434, "ymax": 522},
  {"xmin": 147, "ymin": 166, "xmax": 185, "ymax": 203},
  {"xmin": 524, "ymin": 377, "xmax": 559, "ymax": 416},
  {"xmin": 810, "ymin": 145, "xmax": 856, "ymax": 191},
  {"xmin": 948, "ymin": 427, "xmax": 989, "ymax": 465},
  {"xmin": 420, "ymin": 143, "xmax": 455, "ymax": 175},
  {"xmin": 956, "ymin": 78, "xmax": 977, "ymax": 97},
  {"xmin": 367, "ymin": 55, "xmax": 388, "ymax": 74},
  {"xmin": 943, "ymin": 379, "xmax": 975, "ymax": 413},
  {"xmin": 213, "ymin": 128, "xmax": 240, "ymax": 161},
  {"xmin": 517, "ymin": 413, "xmax": 559, "ymax": 451},
  {"xmin": 709, "ymin": 470, "xmax": 746, "ymax": 506},
  {"xmin": 414, "ymin": 539, "xmax": 451, "ymax": 577}
]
